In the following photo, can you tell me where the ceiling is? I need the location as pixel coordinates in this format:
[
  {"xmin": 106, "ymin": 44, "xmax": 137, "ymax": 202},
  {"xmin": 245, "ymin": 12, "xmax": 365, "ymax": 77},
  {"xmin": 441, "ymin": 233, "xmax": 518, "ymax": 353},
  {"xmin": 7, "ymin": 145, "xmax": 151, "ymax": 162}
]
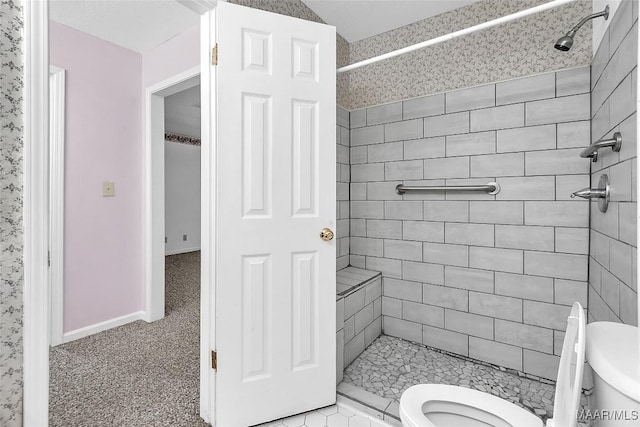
[
  {"xmin": 49, "ymin": 0, "xmax": 200, "ymax": 53},
  {"xmin": 302, "ymin": 0, "xmax": 483, "ymax": 43},
  {"xmin": 165, "ymin": 84, "xmax": 201, "ymax": 136},
  {"xmin": 166, "ymin": 84, "xmax": 200, "ymax": 108},
  {"xmin": 50, "ymin": 0, "xmax": 482, "ymax": 52}
]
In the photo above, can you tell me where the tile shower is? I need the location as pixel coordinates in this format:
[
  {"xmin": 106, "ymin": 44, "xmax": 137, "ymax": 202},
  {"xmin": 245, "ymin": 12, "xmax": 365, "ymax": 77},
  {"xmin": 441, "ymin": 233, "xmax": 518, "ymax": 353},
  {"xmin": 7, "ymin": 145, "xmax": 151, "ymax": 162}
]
[
  {"xmin": 333, "ymin": 1, "xmax": 638, "ymax": 421},
  {"xmin": 588, "ymin": 0, "xmax": 638, "ymax": 326},
  {"xmin": 349, "ymin": 65, "xmax": 592, "ymax": 380}
]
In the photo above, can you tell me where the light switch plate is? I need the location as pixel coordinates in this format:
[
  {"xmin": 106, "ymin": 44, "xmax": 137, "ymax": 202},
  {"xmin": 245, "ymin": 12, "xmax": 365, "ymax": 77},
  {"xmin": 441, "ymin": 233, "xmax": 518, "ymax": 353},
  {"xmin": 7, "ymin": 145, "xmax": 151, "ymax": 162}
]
[{"xmin": 102, "ymin": 181, "xmax": 115, "ymax": 197}]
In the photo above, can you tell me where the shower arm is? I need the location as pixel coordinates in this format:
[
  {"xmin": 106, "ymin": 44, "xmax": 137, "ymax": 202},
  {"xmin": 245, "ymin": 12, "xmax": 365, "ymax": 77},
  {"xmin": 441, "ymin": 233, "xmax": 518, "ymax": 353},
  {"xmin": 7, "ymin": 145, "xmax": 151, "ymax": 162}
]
[
  {"xmin": 566, "ymin": 6, "xmax": 610, "ymax": 37},
  {"xmin": 580, "ymin": 132, "xmax": 622, "ymax": 162}
]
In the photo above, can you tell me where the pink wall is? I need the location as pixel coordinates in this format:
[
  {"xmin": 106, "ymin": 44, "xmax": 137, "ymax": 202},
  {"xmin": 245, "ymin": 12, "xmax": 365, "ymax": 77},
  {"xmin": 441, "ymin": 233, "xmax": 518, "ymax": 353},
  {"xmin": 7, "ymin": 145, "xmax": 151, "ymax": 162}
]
[
  {"xmin": 50, "ymin": 19, "xmax": 200, "ymax": 333},
  {"xmin": 50, "ymin": 21, "xmax": 144, "ymax": 332}
]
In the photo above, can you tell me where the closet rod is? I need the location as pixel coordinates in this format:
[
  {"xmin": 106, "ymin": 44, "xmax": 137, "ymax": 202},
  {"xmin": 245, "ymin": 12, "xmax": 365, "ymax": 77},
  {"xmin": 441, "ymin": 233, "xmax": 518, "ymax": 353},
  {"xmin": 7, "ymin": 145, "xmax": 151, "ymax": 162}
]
[{"xmin": 336, "ymin": 0, "xmax": 575, "ymax": 74}]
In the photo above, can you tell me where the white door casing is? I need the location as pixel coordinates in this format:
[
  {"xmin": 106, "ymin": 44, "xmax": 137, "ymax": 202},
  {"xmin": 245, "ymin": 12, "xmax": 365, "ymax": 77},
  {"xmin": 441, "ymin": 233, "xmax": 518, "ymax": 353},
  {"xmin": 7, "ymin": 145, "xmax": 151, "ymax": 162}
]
[
  {"xmin": 49, "ymin": 65, "xmax": 65, "ymax": 346},
  {"xmin": 23, "ymin": 0, "xmax": 50, "ymax": 424},
  {"xmin": 144, "ymin": 68, "xmax": 200, "ymax": 325},
  {"xmin": 212, "ymin": 3, "xmax": 336, "ymax": 426}
]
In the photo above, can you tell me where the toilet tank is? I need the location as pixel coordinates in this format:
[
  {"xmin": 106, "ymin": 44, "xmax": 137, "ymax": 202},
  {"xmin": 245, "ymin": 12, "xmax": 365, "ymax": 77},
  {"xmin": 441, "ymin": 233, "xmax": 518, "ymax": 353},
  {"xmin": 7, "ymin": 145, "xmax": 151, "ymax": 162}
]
[{"xmin": 585, "ymin": 322, "xmax": 640, "ymax": 427}]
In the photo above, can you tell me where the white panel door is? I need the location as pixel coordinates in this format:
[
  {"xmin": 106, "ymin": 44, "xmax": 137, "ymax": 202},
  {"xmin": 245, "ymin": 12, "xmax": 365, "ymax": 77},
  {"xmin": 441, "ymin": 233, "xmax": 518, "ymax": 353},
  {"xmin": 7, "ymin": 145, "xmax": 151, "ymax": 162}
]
[{"xmin": 214, "ymin": 2, "xmax": 336, "ymax": 426}]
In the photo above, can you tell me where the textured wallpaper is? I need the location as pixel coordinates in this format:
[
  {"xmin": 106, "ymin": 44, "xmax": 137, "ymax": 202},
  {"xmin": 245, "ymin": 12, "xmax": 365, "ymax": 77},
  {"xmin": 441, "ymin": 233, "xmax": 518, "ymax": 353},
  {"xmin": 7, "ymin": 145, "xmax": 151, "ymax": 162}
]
[
  {"xmin": 0, "ymin": 0, "xmax": 24, "ymax": 423},
  {"xmin": 346, "ymin": 0, "xmax": 592, "ymax": 110},
  {"xmin": 336, "ymin": 34, "xmax": 349, "ymax": 108},
  {"xmin": 229, "ymin": 0, "xmax": 350, "ymax": 106}
]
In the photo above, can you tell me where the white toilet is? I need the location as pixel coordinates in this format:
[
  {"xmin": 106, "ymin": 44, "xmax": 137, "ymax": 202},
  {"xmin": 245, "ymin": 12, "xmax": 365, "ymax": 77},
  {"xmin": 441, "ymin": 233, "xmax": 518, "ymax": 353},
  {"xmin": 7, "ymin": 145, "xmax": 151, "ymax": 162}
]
[
  {"xmin": 399, "ymin": 302, "xmax": 586, "ymax": 427},
  {"xmin": 585, "ymin": 322, "xmax": 640, "ymax": 426}
]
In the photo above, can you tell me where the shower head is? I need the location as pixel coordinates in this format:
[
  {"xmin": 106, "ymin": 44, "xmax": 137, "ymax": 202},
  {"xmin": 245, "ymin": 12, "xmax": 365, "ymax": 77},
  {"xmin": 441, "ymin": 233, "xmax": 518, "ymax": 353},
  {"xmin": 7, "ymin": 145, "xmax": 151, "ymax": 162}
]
[
  {"xmin": 554, "ymin": 33, "xmax": 574, "ymax": 51},
  {"xmin": 554, "ymin": 5, "xmax": 609, "ymax": 52}
]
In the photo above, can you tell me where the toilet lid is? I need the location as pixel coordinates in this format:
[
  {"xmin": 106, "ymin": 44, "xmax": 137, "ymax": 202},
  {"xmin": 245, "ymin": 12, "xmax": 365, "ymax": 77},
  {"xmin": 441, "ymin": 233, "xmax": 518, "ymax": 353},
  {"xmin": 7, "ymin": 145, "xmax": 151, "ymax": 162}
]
[
  {"xmin": 551, "ymin": 302, "xmax": 586, "ymax": 427},
  {"xmin": 400, "ymin": 384, "xmax": 543, "ymax": 427}
]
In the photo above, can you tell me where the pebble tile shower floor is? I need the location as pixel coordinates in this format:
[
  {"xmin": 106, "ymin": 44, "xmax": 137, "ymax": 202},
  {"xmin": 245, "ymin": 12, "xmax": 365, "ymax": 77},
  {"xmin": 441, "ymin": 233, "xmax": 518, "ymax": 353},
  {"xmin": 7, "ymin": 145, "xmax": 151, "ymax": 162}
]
[{"xmin": 342, "ymin": 335, "xmax": 589, "ymax": 423}]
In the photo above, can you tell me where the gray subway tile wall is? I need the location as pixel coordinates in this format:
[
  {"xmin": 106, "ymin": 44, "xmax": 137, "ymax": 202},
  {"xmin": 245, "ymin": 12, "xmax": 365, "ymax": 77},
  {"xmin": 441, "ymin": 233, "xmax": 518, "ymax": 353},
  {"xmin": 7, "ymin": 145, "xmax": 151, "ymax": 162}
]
[
  {"xmin": 496, "ymin": 72, "xmax": 556, "ymax": 105},
  {"xmin": 422, "ymin": 324, "xmax": 468, "ymax": 356},
  {"xmin": 497, "ymin": 124, "xmax": 556, "ymax": 153},
  {"xmin": 424, "ymin": 111, "xmax": 469, "ymax": 137},
  {"xmin": 556, "ymin": 67, "xmax": 591, "ymax": 97},
  {"xmin": 525, "ymin": 94, "xmax": 590, "ymax": 126},
  {"xmin": 404, "ymin": 137, "xmax": 446, "ymax": 160},
  {"xmin": 337, "ymin": 106, "xmax": 350, "ymax": 270},
  {"xmin": 589, "ymin": 1, "xmax": 638, "ymax": 327},
  {"xmin": 337, "ymin": 270, "xmax": 384, "ymax": 379},
  {"xmin": 348, "ymin": 66, "xmax": 594, "ymax": 380},
  {"xmin": 403, "ymin": 94, "xmax": 445, "ymax": 120},
  {"xmin": 557, "ymin": 121, "xmax": 591, "ymax": 149},
  {"xmin": 469, "ymin": 336, "xmax": 522, "ymax": 371},
  {"xmin": 470, "ymin": 103, "xmax": 525, "ymax": 132}
]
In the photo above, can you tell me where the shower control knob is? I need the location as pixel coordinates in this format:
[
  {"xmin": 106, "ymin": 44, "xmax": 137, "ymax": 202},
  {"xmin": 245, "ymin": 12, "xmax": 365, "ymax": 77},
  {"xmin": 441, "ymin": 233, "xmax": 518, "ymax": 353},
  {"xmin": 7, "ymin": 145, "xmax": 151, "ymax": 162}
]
[{"xmin": 320, "ymin": 228, "xmax": 334, "ymax": 241}]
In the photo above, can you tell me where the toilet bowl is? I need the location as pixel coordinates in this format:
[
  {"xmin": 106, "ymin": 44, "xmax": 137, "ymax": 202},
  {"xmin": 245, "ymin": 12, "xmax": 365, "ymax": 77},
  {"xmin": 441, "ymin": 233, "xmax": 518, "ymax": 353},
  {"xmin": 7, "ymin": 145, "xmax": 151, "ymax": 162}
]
[
  {"xmin": 585, "ymin": 322, "xmax": 640, "ymax": 427},
  {"xmin": 400, "ymin": 302, "xmax": 586, "ymax": 427}
]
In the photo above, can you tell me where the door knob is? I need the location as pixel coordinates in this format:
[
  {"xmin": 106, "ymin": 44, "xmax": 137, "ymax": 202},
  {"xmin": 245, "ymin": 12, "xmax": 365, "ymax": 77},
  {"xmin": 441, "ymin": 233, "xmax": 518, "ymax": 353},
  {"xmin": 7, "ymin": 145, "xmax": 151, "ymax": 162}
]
[{"xmin": 320, "ymin": 228, "xmax": 334, "ymax": 241}]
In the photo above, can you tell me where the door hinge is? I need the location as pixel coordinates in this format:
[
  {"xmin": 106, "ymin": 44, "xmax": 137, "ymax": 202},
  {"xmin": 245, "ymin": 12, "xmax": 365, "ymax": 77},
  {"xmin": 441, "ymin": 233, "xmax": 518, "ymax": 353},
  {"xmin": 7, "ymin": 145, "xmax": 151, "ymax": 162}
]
[
  {"xmin": 211, "ymin": 44, "xmax": 218, "ymax": 66},
  {"xmin": 211, "ymin": 350, "xmax": 217, "ymax": 369}
]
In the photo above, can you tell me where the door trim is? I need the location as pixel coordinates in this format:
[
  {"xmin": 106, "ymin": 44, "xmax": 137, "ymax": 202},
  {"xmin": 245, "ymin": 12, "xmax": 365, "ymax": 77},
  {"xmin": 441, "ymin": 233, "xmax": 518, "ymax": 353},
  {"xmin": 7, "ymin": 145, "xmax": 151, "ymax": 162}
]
[
  {"xmin": 199, "ymin": 10, "xmax": 217, "ymax": 422},
  {"xmin": 49, "ymin": 65, "xmax": 65, "ymax": 347},
  {"xmin": 23, "ymin": 0, "xmax": 50, "ymax": 425},
  {"xmin": 144, "ymin": 66, "xmax": 201, "ymax": 324},
  {"xmin": 143, "ymin": 66, "xmax": 214, "ymax": 423},
  {"xmin": 24, "ymin": 0, "xmax": 216, "ymax": 424}
]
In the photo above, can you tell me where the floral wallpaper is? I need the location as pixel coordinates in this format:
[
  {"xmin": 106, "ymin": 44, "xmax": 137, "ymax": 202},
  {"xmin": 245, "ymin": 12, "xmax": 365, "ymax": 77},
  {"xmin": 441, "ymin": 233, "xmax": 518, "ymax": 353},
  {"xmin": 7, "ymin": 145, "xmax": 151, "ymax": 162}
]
[
  {"xmin": 0, "ymin": 0, "xmax": 24, "ymax": 424},
  {"xmin": 336, "ymin": 36, "xmax": 349, "ymax": 108},
  {"xmin": 346, "ymin": 0, "xmax": 592, "ymax": 109},
  {"xmin": 230, "ymin": 0, "xmax": 592, "ymax": 110}
]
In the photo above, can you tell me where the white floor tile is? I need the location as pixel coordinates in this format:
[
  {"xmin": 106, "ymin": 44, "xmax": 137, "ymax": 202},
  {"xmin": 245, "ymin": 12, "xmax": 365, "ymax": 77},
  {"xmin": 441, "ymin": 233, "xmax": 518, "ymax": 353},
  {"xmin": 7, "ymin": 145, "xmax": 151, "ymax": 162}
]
[
  {"xmin": 264, "ymin": 401, "xmax": 394, "ymax": 427},
  {"xmin": 305, "ymin": 412, "xmax": 328, "ymax": 427},
  {"xmin": 348, "ymin": 414, "xmax": 371, "ymax": 427},
  {"xmin": 327, "ymin": 412, "xmax": 350, "ymax": 427}
]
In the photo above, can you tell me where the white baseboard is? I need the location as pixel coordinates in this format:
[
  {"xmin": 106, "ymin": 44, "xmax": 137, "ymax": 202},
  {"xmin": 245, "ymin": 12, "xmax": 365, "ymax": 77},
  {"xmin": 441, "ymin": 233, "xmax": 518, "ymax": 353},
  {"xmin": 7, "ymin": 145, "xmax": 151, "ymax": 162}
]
[
  {"xmin": 165, "ymin": 246, "xmax": 201, "ymax": 256},
  {"xmin": 61, "ymin": 310, "xmax": 145, "ymax": 344}
]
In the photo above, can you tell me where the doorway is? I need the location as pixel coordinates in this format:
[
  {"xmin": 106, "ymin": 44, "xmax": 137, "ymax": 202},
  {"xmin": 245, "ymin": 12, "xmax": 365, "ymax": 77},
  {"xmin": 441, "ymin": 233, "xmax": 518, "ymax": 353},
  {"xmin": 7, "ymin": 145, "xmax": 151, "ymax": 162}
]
[
  {"xmin": 48, "ymin": 65, "xmax": 65, "ymax": 347},
  {"xmin": 164, "ymin": 84, "xmax": 202, "ymax": 257},
  {"xmin": 163, "ymin": 84, "xmax": 203, "ymax": 381},
  {"xmin": 27, "ymin": 2, "xmax": 336, "ymax": 425},
  {"xmin": 48, "ymin": 71, "xmax": 206, "ymax": 426}
]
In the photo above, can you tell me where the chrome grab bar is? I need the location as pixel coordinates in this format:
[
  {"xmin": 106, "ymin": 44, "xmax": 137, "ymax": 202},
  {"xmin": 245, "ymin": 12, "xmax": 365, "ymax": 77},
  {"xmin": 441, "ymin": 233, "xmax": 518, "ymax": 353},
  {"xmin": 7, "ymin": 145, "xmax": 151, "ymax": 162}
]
[
  {"xmin": 395, "ymin": 182, "xmax": 500, "ymax": 195},
  {"xmin": 580, "ymin": 132, "xmax": 622, "ymax": 162}
]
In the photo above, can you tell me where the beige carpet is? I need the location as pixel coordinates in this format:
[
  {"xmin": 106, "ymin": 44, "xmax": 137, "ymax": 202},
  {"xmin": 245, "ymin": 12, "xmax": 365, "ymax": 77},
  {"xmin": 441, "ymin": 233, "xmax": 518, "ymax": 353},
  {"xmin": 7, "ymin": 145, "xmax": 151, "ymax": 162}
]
[{"xmin": 49, "ymin": 252, "xmax": 208, "ymax": 427}]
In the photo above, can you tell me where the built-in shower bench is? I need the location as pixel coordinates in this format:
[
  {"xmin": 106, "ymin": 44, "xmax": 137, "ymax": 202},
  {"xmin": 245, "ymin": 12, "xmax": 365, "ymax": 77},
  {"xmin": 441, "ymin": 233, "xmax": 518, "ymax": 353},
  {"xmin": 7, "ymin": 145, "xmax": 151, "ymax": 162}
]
[{"xmin": 336, "ymin": 267, "xmax": 382, "ymax": 384}]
